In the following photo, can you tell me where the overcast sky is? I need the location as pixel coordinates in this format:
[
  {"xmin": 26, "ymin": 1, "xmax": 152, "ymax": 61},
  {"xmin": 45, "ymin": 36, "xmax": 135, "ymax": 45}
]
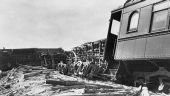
[{"xmin": 0, "ymin": 0, "xmax": 126, "ymax": 50}]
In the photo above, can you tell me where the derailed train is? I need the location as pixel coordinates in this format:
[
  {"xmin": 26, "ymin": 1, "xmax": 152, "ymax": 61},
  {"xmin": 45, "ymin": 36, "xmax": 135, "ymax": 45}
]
[
  {"xmin": 1, "ymin": 0, "xmax": 170, "ymax": 92},
  {"xmin": 71, "ymin": 39, "xmax": 108, "ymax": 79},
  {"xmin": 72, "ymin": 39, "xmax": 106, "ymax": 66},
  {"xmin": 104, "ymin": 0, "xmax": 170, "ymax": 90},
  {"xmin": 0, "ymin": 48, "xmax": 69, "ymax": 71}
]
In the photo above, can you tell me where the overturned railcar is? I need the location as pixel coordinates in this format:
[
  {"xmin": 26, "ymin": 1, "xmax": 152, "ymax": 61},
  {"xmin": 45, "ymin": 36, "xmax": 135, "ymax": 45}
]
[
  {"xmin": 0, "ymin": 50, "xmax": 14, "ymax": 71},
  {"xmin": 105, "ymin": 0, "xmax": 170, "ymax": 88}
]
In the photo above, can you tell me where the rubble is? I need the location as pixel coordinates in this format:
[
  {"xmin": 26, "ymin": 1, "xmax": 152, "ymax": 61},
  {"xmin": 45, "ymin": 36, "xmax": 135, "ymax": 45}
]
[{"xmin": 0, "ymin": 65, "xmax": 169, "ymax": 96}]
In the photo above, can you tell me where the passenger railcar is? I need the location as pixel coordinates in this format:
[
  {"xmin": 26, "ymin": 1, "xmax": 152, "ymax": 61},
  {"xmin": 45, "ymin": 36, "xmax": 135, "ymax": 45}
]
[{"xmin": 105, "ymin": 0, "xmax": 170, "ymax": 88}]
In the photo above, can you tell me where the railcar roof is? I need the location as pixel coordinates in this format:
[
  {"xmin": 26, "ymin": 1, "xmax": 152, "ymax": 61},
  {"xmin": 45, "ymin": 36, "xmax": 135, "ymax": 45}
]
[
  {"xmin": 125, "ymin": 0, "xmax": 144, "ymax": 5},
  {"xmin": 111, "ymin": 0, "xmax": 147, "ymax": 13},
  {"xmin": 111, "ymin": 5, "xmax": 123, "ymax": 13}
]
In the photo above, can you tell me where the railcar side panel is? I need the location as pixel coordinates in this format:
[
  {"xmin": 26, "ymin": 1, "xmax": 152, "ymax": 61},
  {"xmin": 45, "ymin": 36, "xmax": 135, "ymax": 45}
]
[
  {"xmin": 145, "ymin": 34, "xmax": 170, "ymax": 58},
  {"xmin": 119, "ymin": 12, "xmax": 131, "ymax": 39},
  {"xmin": 119, "ymin": 5, "xmax": 152, "ymax": 39},
  {"xmin": 133, "ymin": 38, "xmax": 146, "ymax": 58},
  {"xmin": 115, "ymin": 38, "xmax": 147, "ymax": 59},
  {"xmin": 115, "ymin": 40, "xmax": 136, "ymax": 59},
  {"xmin": 138, "ymin": 5, "xmax": 152, "ymax": 35}
]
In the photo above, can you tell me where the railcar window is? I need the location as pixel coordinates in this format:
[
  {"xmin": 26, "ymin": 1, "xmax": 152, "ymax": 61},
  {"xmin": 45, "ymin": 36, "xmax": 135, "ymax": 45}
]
[
  {"xmin": 151, "ymin": 1, "xmax": 170, "ymax": 32},
  {"xmin": 151, "ymin": 10, "xmax": 168, "ymax": 31},
  {"xmin": 110, "ymin": 10, "xmax": 121, "ymax": 35},
  {"xmin": 111, "ymin": 20, "xmax": 120, "ymax": 35},
  {"xmin": 128, "ymin": 11, "xmax": 139, "ymax": 32}
]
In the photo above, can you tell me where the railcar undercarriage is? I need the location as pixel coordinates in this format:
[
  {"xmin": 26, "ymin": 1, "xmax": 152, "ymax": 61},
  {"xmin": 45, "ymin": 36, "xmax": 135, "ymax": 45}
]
[{"xmin": 115, "ymin": 59, "xmax": 170, "ymax": 92}]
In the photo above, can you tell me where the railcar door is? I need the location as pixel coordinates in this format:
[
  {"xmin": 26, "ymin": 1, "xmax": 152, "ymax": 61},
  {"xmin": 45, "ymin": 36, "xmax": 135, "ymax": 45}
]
[{"xmin": 104, "ymin": 9, "xmax": 122, "ymax": 69}]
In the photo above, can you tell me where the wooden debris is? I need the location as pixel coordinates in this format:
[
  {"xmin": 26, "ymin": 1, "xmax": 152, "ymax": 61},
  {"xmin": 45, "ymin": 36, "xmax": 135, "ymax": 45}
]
[
  {"xmin": 52, "ymin": 85, "xmax": 86, "ymax": 91},
  {"xmin": 46, "ymin": 79, "xmax": 84, "ymax": 86},
  {"xmin": 84, "ymin": 88, "xmax": 123, "ymax": 94},
  {"xmin": 24, "ymin": 70, "xmax": 42, "ymax": 79},
  {"xmin": 0, "ymin": 68, "xmax": 17, "ymax": 86},
  {"xmin": 21, "ymin": 65, "xmax": 46, "ymax": 70}
]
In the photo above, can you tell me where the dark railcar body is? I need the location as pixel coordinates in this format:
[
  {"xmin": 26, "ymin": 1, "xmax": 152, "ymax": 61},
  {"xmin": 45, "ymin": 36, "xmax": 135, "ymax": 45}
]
[
  {"xmin": 0, "ymin": 51, "xmax": 14, "ymax": 71},
  {"xmin": 12, "ymin": 48, "xmax": 41, "ymax": 66}
]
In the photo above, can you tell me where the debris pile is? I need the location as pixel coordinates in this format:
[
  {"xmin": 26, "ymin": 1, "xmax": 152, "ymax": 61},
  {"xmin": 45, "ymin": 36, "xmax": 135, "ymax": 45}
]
[
  {"xmin": 0, "ymin": 65, "xmax": 169, "ymax": 96},
  {"xmin": 0, "ymin": 65, "xmax": 52, "ymax": 96}
]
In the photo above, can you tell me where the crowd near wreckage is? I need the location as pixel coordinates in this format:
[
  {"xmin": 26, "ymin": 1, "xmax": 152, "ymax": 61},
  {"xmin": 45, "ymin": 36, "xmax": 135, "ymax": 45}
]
[
  {"xmin": 1, "ymin": 0, "xmax": 170, "ymax": 95},
  {"xmin": 70, "ymin": 39, "xmax": 108, "ymax": 80},
  {"xmin": 55, "ymin": 39, "xmax": 108, "ymax": 80},
  {"xmin": 0, "ymin": 39, "xmax": 108, "ymax": 80}
]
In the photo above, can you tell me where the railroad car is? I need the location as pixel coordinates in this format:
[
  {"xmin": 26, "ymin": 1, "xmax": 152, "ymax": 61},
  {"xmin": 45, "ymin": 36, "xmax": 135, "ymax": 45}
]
[
  {"xmin": 104, "ymin": 0, "xmax": 170, "ymax": 89},
  {"xmin": 72, "ymin": 39, "xmax": 106, "ymax": 66},
  {"xmin": 0, "ymin": 50, "xmax": 14, "ymax": 71}
]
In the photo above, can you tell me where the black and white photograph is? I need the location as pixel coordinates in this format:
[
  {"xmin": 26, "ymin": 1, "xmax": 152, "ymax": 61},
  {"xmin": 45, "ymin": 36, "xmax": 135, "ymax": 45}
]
[{"xmin": 0, "ymin": 0, "xmax": 170, "ymax": 96}]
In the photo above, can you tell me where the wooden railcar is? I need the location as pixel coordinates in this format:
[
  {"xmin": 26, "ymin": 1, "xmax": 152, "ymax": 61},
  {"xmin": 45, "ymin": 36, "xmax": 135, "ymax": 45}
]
[
  {"xmin": 0, "ymin": 48, "xmax": 67, "ymax": 70},
  {"xmin": 0, "ymin": 50, "xmax": 14, "ymax": 71},
  {"xmin": 72, "ymin": 39, "xmax": 106, "ymax": 65},
  {"xmin": 105, "ymin": 0, "xmax": 170, "ymax": 89}
]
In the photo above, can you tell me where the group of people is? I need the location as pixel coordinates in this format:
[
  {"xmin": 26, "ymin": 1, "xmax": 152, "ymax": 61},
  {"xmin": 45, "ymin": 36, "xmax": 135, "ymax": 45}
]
[
  {"xmin": 57, "ymin": 58, "xmax": 108, "ymax": 80},
  {"xmin": 57, "ymin": 61, "xmax": 69, "ymax": 75}
]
